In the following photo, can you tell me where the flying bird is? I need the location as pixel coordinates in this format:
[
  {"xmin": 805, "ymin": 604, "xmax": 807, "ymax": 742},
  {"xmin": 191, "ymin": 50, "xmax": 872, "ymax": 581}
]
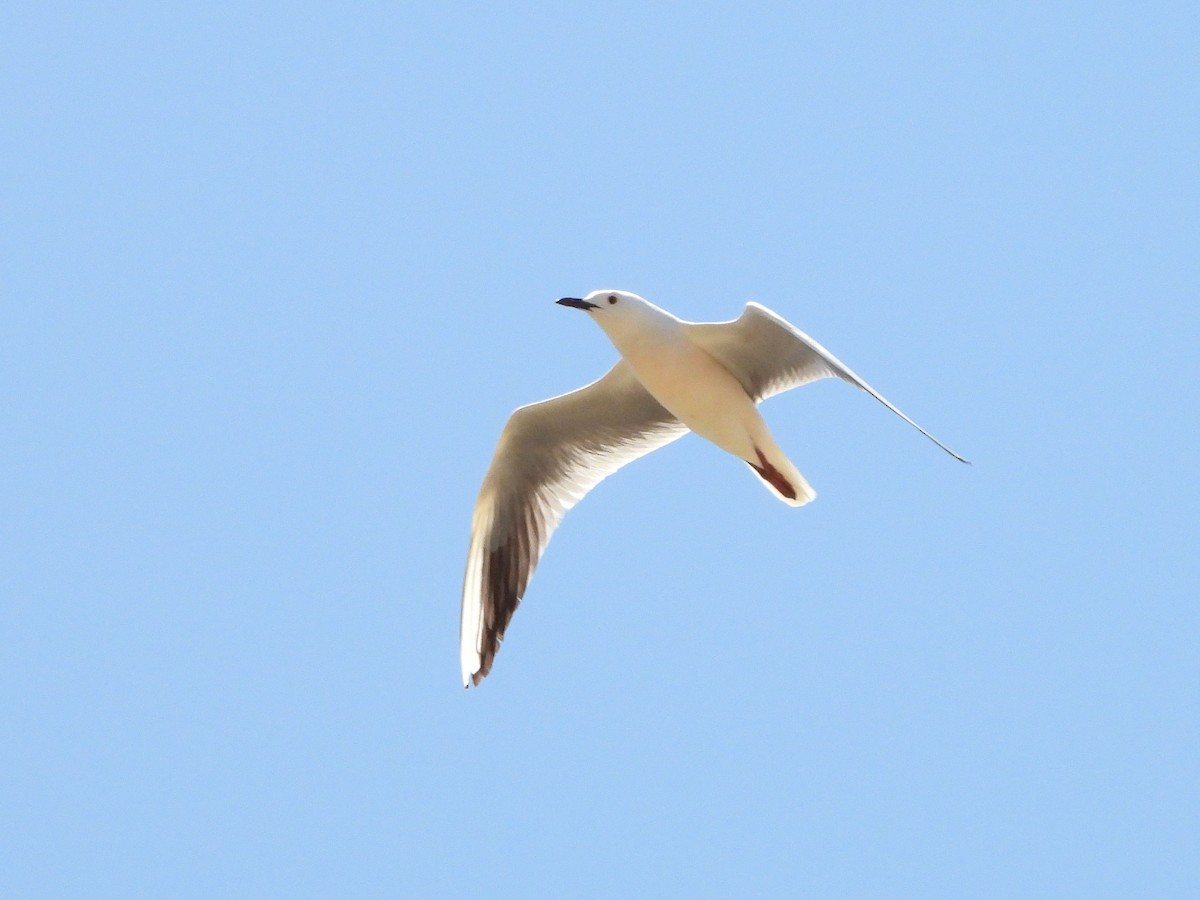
[{"xmin": 460, "ymin": 290, "xmax": 966, "ymax": 686}]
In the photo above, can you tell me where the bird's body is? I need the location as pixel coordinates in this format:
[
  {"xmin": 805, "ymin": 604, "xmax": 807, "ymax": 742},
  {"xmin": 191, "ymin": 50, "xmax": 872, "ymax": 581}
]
[
  {"xmin": 601, "ymin": 299, "xmax": 813, "ymax": 504},
  {"xmin": 459, "ymin": 290, "xmax": 966, "ymax": 686}
]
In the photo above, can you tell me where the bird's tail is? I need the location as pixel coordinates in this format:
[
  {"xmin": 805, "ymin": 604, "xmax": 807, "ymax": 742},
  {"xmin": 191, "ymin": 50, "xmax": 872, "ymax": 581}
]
[{"xmin": 747, "ymin": 445, "xmax": 816, "ymax": 507}]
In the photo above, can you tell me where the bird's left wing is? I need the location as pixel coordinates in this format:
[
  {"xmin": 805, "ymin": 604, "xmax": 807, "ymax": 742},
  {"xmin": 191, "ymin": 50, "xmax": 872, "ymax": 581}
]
[
  {"xmin": 460, "ymin": 360, "xmax": 687, "ymax": 687},
  {"xmin": 685, "ymin": 302, "xmax": 968, "ymax": 463}
]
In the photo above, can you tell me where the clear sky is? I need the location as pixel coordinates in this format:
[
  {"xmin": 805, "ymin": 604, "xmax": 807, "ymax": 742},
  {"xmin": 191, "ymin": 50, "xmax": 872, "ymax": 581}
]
[{"xmin": 4, "ymin": 2, "xmax": 1197, "ymax": 897}]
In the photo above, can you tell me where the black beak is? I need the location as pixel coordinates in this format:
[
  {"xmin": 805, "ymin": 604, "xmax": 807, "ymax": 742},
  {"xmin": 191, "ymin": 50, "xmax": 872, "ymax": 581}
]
[{"xmin": 557, "ymin": 297, "xmax": 599, "ymax": 311}]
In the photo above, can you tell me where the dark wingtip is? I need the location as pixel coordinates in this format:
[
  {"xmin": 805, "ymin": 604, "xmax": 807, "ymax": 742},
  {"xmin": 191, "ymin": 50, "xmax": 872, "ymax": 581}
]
[{"xmin": 470, "ymin": 658, "xmax": 491, "ymax": 687}]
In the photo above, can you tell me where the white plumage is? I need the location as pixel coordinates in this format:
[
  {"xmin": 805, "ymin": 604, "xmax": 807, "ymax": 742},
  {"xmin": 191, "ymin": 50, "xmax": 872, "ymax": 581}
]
[{"xmin": 460, "ymin": 290, "xmax": 966, "ymax": 687}]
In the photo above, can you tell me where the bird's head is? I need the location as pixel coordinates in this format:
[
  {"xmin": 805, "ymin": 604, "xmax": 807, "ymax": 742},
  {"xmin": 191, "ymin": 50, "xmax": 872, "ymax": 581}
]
[{"xmin": 556, "ymin": 290, "xmax": 674, "ymax": 347}]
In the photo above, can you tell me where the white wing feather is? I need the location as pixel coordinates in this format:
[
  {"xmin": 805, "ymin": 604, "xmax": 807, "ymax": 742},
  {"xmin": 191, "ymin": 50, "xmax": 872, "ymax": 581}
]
[
  {"xmin": 685, "ymin": 303, "xmax": 968, "ymax": 463},
  {"xmin": 460, "ymin": 360, "xmax": 687, "ymax": 686}
]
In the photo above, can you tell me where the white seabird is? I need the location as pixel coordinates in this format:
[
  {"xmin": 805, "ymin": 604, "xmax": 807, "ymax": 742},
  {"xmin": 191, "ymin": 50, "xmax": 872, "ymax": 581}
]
[{"xmin": 460, "ymin": 290, "xmax": 967, "ymax": 686}]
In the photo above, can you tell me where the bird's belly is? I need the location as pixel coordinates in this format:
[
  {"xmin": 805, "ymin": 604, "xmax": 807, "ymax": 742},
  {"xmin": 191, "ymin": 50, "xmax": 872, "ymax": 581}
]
[{"xmin": 626, "ymin": 344, "xmax": 759, "ymax": 459}]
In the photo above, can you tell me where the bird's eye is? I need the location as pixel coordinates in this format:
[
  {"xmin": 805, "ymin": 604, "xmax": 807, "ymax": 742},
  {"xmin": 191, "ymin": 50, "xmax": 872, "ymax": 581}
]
[{"xmin": 608, "ymin": 295, "xmax": 618, "ymax": 304}]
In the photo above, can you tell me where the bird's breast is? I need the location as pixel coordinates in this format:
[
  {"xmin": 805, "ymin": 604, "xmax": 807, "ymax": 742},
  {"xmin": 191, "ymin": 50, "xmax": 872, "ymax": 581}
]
[{"xmin": 622, "ymin": 340, "xmax": 759, "ymax": 454}]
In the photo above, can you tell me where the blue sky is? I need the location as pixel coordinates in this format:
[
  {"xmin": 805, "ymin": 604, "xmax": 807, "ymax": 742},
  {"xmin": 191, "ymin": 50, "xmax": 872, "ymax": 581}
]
[{"xmin": 3, "ymin": 2, "xmax": 1197, "ymax": 897}]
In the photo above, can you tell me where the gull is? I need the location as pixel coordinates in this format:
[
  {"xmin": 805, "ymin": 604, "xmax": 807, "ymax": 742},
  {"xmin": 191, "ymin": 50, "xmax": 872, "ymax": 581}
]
[{"xmin": 460, "ymin": 290, "xmax": 967, "ymax": 686}]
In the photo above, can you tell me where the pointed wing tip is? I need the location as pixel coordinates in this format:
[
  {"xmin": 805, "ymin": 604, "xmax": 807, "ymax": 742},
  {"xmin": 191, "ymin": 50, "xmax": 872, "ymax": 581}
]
[
  {"xmin": 462, "ymin": 663, "xmax": 489, "ymax": 688},
  {"xmin": 461, "ymin": 661, "xmax": 487, "ymax": 687},
  {"xmin": 460, "ymin": 652, "xmax": 483, "ymax": 688},
  {"xmin": 940, "ymin": 445, "xmax": 971, "ymax": 465}
]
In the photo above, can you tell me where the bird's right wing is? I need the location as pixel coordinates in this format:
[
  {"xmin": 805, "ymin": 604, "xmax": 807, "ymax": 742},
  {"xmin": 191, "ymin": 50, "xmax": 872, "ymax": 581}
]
[
  {"xmin": 460, "ymin": 360, "xmax": 688, "ymax": 687},
  {"xmin": 685, "ymin": 302, "xmax": 968, "ymax": 463}
]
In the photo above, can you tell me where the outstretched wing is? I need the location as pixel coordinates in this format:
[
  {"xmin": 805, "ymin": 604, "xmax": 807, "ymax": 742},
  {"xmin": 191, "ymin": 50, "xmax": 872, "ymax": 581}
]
[
  {"xmin": 684, "ymin": 302, "xmax": 968, "ymax": 463},
  {"xmin": 460, "ymin": 360, "xmax": 687, "ymax": 687}
]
